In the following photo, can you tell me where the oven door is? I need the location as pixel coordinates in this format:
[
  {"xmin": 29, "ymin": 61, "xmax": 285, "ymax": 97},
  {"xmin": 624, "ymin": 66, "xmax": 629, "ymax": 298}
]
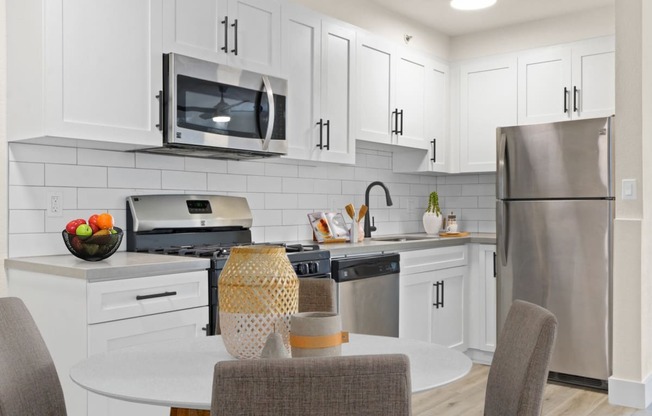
[{"xmin": 165, "ymin": 53, "xmax": 287, "ymax": 156}]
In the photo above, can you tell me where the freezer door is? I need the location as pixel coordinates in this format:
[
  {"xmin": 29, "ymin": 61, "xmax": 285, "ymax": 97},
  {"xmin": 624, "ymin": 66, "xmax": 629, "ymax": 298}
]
[
  {"xmin": 496, "ymin": 117, "xmax": 613, "ymax": 199},
  {"xmin": 496, "ymin": 199, "xmax": 612, "ymax": 381}
]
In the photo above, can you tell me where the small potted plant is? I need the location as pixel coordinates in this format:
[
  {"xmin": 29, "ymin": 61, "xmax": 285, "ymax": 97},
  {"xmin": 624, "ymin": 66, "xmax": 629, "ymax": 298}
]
[{"xmin": 423, "ymin": 191, "xmax": 443, "ymax": 235}]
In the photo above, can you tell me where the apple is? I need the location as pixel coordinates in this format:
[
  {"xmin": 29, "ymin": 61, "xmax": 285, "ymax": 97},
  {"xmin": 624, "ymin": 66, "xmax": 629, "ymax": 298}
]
[
  {"xmin": 89, "ymin": 222, "xmax": 100, "ymax": 234},
  {"xmin": 88, "ymin": 214, "xmax": 99, "ymax": 228},
  {"xmin": 75, "ymin": 224, "xmax": 93, "ymax": 239},
  {"xmin": 70, "ymin": 236, "xmax": 84, "ymax": 252},
  {"xmin": 66, "ymin": 219, "xmax": 86, "ymax": 234}
]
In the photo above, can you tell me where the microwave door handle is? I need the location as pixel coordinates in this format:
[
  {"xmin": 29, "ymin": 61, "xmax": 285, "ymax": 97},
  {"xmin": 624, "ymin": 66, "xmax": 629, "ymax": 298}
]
[{"xmin": 261, "ymin": 75, "xmax": 275, "ymax": 151}]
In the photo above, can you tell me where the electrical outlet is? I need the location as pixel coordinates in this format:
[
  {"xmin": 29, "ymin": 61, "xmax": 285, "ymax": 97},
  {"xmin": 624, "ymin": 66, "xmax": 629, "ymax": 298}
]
[{"xmin": 47, "ymin": 192, "xmax": 63, "ymax": 217}]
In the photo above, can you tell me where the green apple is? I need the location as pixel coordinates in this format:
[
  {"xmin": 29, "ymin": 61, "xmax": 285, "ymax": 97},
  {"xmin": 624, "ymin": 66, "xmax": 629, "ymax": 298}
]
[{"xmin": 75, "ymin": 224, "xmax": 93, "ymax": 239}]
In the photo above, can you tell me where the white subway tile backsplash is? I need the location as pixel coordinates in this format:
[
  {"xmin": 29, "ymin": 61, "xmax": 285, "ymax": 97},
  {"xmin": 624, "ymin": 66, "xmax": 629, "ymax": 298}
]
[
  {"xmin": 9, "ymin": 162, "xmax": 44, "ymax": 186},
  {"xmin": 208, "ymin": 173, "xmax": 247, "ymax": 192},
  {"xmin": 78, "ymin": 188, "xmax": 135, "ymax": 210},
  {"xmin": 136, "ymin": 153, "xmax": 185, "ymax": 171},
  {"xmin": 8, "ymin": 144, "xmax": 497, "ymax": 257},
  {"xmin": 46, "ymin": 165, "xmax": 107, "ymax": 188},
  {"xmin": 9, "ymin": 210, "xmax": 45, "ymax": 234},
  {"xmin": 79, "ymin": 148, "xmax": 135, "ymax": 167},
  {"xmin": 163, "ymin": 171, "xmax": 207, "ymax": 190},
  {"xmin": 108, "ymin": 167, "xmax": 161, "ymax": 189},
  {"xmin": 265, "ymin": 193, "xmax": 298, "ymax": 209},
  {"xmin": 247, "ymin": 176, "xmax": 283, "ymax": 193},
  {"xmin": 185, "ymin": 157, "xmax": 228, "ymax": 173}
]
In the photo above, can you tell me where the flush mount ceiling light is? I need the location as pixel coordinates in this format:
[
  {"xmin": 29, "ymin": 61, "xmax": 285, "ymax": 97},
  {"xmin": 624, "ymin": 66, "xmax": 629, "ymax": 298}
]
[{"xmin": 450, "ymin": 0, "xmax": 496, "ymax": 11}]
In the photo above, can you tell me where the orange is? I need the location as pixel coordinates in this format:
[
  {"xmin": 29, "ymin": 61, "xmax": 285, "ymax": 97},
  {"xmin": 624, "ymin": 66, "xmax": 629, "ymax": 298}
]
[{"xmin": 96, "ymin": 213, "xmax": 114, "ymax": 230}]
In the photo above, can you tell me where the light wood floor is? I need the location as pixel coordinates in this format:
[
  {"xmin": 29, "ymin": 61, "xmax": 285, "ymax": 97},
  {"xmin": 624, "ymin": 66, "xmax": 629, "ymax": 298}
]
[{"xmin": 412, "ymin": 364, "xmax": 652, "ymax": 416}]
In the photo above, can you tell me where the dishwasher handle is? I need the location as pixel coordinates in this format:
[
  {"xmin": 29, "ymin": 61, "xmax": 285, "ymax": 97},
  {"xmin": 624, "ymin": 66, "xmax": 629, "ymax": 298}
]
[{"xmin": 331, "ymin": 253, "xmax": 400, "ymax": 283}]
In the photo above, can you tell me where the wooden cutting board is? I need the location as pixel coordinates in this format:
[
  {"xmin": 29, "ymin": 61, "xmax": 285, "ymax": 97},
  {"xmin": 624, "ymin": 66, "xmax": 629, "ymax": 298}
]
[{"xmin": 439, "ymin": 232, "xmax": 470, "ymax": 238}]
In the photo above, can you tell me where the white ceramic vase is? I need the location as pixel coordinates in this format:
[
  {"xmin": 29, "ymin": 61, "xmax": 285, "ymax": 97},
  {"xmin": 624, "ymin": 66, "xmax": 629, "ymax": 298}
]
[{"xmin": 422, "ymin": 212, "xmax": 443, "ymax": 235}]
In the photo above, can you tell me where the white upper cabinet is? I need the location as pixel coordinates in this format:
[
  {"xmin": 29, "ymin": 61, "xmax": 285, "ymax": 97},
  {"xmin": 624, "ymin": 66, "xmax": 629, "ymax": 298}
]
[
  {"xmin": 518, "ymin": 36, "xmax": 615, "ymax": 124},
  {"xmin": 393, "ymin": 59, "xmax": 450, "ymax": 173},
  {"xmin": 163, "ymin": 0, "xmax": 282, "ymax": 76},
  {"xmin": 459, "ymin": 55, "xmax": 518, "ymax": 172},
  {"xmin": 356, "ymin": 33, "xmax": 431, "ymax": 150},
  {"xmin": 281, "ymin": 4, "xmax": 356, "ymax": 164},
  {"xmin": 7, "ymin": 0, "xmax": 164, "ymax": 148}
]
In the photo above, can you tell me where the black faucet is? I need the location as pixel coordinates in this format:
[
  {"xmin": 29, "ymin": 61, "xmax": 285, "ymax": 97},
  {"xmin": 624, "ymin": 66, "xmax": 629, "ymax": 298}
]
[{"xmin": 364, "ymin": 181, "xmax": 393, "ymax": 238}]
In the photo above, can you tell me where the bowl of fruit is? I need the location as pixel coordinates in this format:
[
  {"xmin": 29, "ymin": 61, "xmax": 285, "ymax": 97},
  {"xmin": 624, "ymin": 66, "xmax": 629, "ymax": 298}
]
[{"xmin": 62, "ymin": 213, "xmax": 123, "ymax": 261}]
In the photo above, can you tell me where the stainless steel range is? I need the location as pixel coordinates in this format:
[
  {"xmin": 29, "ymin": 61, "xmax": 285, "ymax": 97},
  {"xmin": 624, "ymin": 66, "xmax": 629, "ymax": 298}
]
[{"xmin": 126, "ymin": 194, "xmax": 330, "ymax": 336}]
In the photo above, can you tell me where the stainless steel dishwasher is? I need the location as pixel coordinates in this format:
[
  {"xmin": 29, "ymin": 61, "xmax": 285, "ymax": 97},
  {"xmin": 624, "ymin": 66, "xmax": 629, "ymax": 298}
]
[{"xmin": 331, "ymin": 253, "xmax": 400, "ymax": 337}]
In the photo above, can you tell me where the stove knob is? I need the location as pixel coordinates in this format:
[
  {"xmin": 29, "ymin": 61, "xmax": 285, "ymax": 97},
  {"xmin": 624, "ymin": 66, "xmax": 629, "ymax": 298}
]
[
  {"xmin": 296, "ymin": 263, "xmax": 309, "ymax": 276},
  {"xmin": 308, "ymin": 262, "xmax": 319, "ymax": 274}
]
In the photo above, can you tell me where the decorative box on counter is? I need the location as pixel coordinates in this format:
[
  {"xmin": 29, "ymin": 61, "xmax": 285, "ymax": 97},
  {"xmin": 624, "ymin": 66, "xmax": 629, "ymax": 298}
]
[{"xmin": 308, "ymin": 212, "xmax": 349, "ymax": 243}]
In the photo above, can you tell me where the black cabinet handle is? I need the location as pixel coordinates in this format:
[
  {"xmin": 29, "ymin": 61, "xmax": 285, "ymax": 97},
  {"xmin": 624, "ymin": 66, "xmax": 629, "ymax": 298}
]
[
  {"xmin": 231, "ymin": 19, "xmax": 238, "ymax": 55},
  {"xmin": 221, "ymin": 16, "xmax": 229, "ymax": 53},
  {"xmin": 136, "ymin": 291, "xmax": 177, "ymax": 301},
  {"xmin": 430, "ymin": 139, "xmax": 436, "ymax": 163},
  {"xmin": 441, "ymin": 280, "xmax": 445, "ymax": 308},
  {"xmin": 155, "ymin": 90, "xmax": 163, "ymax": 132},
  {"xmin": 433, "ymin": 281, "xmax": 444, "ymax": 309},
  {"xmin": 573, "ymin": 86, "xmax": 579, "ymax": 113},
  {"xmin": 398, "ymin": 109, "xmax": 404, "ymax": 135},
  {"xmin": 563, "ymin": 87, "xmax": 569, "ymax": 113},
  {"xmin": 493, "ymin": 252, "xmax": 497, "ymax": 278},
  {"xmin": 316, "ymin": 118, "xmax": 323, "ymax": 149},
  {"xmin": 326, "ymin": 120, "xmax": 331, "ymax": 150}
]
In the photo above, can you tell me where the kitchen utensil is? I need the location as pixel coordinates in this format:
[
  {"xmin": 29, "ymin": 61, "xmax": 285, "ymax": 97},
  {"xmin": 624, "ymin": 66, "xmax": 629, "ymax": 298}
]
[
  {"xmin": 357, "ymin": 205, "xmax": 368, "ymax": 222},
  {"xmin": 345, "ymin": 204, "xmax": 355, "ymax": 220}
]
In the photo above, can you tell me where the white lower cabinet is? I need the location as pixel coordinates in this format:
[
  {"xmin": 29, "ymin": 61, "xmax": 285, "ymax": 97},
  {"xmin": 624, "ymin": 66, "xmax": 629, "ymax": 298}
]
[
  {"xmin": 466, "ymin": 244, "xmax": 497, "ymax": 364},
  {"xmin": 399, "ymin": 246, "xmax": 468, "ymax": 350},
  {"xmin": 7, "ymin": 268, "xmax": 209, "ymax": 416}
]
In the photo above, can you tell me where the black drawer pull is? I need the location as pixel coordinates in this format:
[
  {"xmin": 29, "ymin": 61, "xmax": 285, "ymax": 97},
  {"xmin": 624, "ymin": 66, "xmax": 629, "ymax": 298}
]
[{"xmin": 136, "ymin": 291, "xmax": 177, "ymax": 301}]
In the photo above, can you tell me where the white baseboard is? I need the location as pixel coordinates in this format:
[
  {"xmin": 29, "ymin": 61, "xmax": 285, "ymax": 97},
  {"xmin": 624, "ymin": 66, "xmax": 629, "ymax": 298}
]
[
  {"xmin": 608, "ymin": 373, "xmax": 652, "ymax": 409},
  {"xmin": 464, "ymin": 348, "xmax": 494, "ymax": 365}
]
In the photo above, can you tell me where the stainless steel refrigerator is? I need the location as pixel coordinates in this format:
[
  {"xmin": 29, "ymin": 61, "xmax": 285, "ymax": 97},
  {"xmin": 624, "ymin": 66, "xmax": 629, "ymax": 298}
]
[{"xmin": 496, "ymin": 116, "xmax": 613, "ymax": 389}]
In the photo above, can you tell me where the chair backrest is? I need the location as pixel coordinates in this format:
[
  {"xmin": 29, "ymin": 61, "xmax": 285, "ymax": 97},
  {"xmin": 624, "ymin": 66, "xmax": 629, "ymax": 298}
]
[
  {"xmin": 484, "ymin": 299, "xmax": 558, "ymax": 416},
  {"xmin": 211, "ymin": 354, "xmax": 412, "ymax": 416},
  {"xmin": 0, "ymin": 297, "xmax": 67, "ymax": 416},
  {"xmin": 298, "ymin": 277, "xmax": 336, "ymax": 313}
]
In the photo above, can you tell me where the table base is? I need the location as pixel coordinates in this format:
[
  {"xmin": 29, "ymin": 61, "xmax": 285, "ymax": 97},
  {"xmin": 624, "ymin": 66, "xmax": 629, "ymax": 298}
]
[{"xmin": 170, "ymin": 408, "xmax": 209, "ymax": 416}]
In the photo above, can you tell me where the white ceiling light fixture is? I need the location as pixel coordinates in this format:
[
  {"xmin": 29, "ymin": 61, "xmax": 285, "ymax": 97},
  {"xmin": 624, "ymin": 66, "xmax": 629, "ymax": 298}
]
[{"xmin": 450, "ymin": 0, "xmax": 497, "ymax": 11}]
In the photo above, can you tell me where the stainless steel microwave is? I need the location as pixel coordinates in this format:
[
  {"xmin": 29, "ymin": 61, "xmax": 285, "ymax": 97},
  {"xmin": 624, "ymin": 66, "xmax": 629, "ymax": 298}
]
[{"xmin": 155, "ymin": 53, "xmax": 287, "ymax": 160}]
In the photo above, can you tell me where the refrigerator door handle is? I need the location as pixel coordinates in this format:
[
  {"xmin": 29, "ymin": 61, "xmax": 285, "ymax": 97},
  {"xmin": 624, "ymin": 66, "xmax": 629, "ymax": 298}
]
[
  {"xmin": 498, "ymin": 201, "xmax": 508, "ymax": 266},
  {"xmin": 497, "ymin": 132, "xmax": 508, "ymax": 199}
]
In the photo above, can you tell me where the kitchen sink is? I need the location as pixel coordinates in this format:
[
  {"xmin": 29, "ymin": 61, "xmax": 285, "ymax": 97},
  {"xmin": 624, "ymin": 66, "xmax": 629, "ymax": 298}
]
[{"xmin": 370, "ymin": 235, "xmax": 440, "ymax": 242}]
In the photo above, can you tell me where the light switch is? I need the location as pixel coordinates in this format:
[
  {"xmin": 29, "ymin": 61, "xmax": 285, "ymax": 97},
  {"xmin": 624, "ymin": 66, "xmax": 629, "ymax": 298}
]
[{"xmin": 622, "ymin": 179, "xmax": 637, "ymax": 200}]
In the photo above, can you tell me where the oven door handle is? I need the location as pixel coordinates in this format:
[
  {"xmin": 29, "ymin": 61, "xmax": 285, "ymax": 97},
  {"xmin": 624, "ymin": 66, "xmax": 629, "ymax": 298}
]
[{"xmin": 261, "ymin": 75, "xmax": 275, "ymax": 151}]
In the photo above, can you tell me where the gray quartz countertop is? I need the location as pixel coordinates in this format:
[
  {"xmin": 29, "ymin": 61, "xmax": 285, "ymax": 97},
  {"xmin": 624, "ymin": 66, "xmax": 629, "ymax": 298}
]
[
  {"xmin": 5, "ymin": 233, "xmax": 496, "ymax": 281},
  {"xmin": 4, "ymin": 252, "xmax": 211, "ymax": 282},
  {"xmin": 314, "ymin": 232, "xmax": 496, "ymax": 257}
]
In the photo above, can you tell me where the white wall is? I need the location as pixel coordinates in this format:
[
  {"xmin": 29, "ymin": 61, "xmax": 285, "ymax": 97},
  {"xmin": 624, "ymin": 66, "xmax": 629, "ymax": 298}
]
[
  {"xmin": 7, "ymin": 143, "xmax": 496, "ymax": 258},
  {"xmin": 450, "ymin": 5, "xmax": 615, "ymax": 61}
]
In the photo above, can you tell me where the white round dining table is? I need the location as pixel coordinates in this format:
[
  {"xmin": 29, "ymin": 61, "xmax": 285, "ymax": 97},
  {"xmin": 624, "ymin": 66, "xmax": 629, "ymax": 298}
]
[{"xmin": 70, "ymin": 334, "xmax": 472, "ymax": 411}]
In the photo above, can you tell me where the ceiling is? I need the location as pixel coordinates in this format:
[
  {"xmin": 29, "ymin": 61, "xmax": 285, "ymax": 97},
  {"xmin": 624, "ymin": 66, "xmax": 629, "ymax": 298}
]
[{"xmin": 367, "ymin": 0, "xmax": 615, "ymax": 36}]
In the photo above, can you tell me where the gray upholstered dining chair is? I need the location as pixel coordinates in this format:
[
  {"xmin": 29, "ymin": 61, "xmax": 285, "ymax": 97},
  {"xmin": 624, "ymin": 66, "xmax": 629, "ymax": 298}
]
[
  {"xmin": 298, "ymin": 277, "xmax": 336, "ymax": 313},
  {"xmin": 211, "ymin": 354, "xmax": 412, "ymax": 416},
  {"xmin": 484, "ymin": 299, "xmax": 558, "ymax": 416},
  {"xmin": 0, "ymin": 297, "xmax": 67, "ymax": 416}
]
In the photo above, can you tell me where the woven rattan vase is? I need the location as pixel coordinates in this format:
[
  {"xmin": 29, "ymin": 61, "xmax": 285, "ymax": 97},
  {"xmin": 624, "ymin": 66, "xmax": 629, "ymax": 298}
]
[{"xmin": 218, "ymin": 246, "xmax": 299, "ymax": 359}]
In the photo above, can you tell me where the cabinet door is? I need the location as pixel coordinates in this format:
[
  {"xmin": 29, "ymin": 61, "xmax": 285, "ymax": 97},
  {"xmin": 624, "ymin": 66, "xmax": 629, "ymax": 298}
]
[
  {"xmin": 162, "ymin": 0, "xmax": 225, "ymax": 62},
  {"xmin": 356, "ymin": 34, "xmax": 395, "ymax": 145},
  {"xmin": 87, "ymin": 307, "xmax": 207, "ymax": 416},
  {"xmin": 395, "ymin": 51, "xmax": 429, "ymax": 150},
  {"xmin": 46, "ymin": 0, "xmax": 163, "ymax": 147},
  {"xmin": 399, "ymin": 271, "xmax": 434, "ymax": 342},
  {"xmin": 427, "ymin": 61, "xmax": 449, "ymax": 171},
  {"xmin": 517, "ymin": 47, "xmax": 572, "ymax": 124},
  {"xmin": 431, "ymin": 267, "xmax": 466, "ymax": 349},
  {"xmin": 226, "ymin": 0, "xmax": 281, "ymax": 75},
  {"xmin": 571, "ymin": 38, "xmax": 615, "ymax": 120},
  {"xmin": 459, "ymin": 55, "xmax": 517, "ymax": 172},
  {"xmin": 281, "ymin": 6, "xmax": 320, "ymax": 160},
  {"xmin": 318, "ymin": 20, "xmax": 356, "ymax": 164}
]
